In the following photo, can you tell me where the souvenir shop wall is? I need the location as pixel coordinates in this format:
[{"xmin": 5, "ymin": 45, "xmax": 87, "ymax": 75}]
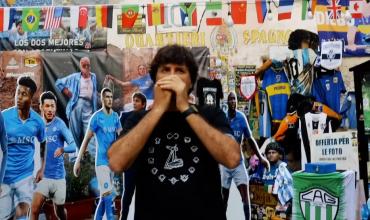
[{"xmin": 1, "ymin": 0, "xmax": 370, "ymax": 219}]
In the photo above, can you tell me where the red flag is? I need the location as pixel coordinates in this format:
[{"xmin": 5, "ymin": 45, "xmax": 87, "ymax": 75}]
[
  {"xmin": 78, "ymin": 6, "xmax": 88, "ymax": 29},
  {"xmin": 349, "ymin": 0, "xmax": 363, "ymax": 19},
  {"xmin": 0, "ymin": 8, "xmax": 4, "ymax": 32},
  {"xmin": 122, "ymin": 5, "xmax": 139, "ymax": 28},
  {"xmin": 231, "ymin": 1, "xmax": 247, "ymax": 24}
]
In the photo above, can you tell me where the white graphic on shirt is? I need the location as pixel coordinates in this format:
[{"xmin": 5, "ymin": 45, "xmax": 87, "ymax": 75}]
[
  {"xmin": 159, "ymin": 174, "xmax": 166, "ymax": 182},
  {"xmin": 149, "ymin": 147, "xmax": 155, "ymax": 154},
  {"xmin": 169, "ymin": 177, "xmax": 179, "ymax": 185},
  {"xmin": 180, "ymin": 175, "xmax": 189, "ymax": 182},
  {"xmin": 149, "ymin": 132, "xmax": 200, "ymax": 186},
  {"xmin": 167, "ymin": 133, "xmax": 179, "ymax": 140},
  {"xmin": 151, "ymin": 168, "xmax": 158, "ymax": 175},
  {"xmin": 189, "ymin": 167, "xmax": 195, "ymax": 174},
  {"xmin": 148, "ymin": 158, "xmax": 154, "ymax": 164},
  {"xmin": 164, "ymin": 144, "xmax": 184, "ymax": 170},
  {"xmin": 190, "ymin": 146, "xmax": 198, "ymax": 152},
  {"xmin": 184, "ymin": 137, "xmax": 191, "ymax": 143}
]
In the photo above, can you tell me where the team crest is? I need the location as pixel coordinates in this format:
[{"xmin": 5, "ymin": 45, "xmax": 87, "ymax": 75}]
[
  {"xmin": 240, "ymin": 75, "xmax": 256, "ymax": 100},
  {"xmin": 275, "ymin": 75, "xmax": 281, "ymax": 82},
  {"xmin": 299, "ymin": 188, "xmax": 339, "ymax": 220},
  {"xmin": 320, "ymin": 41, "xmax": 342, "ymax": 70}
]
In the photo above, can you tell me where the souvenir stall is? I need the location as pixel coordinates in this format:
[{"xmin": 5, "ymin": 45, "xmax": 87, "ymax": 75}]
[{"xmin": 0, "ymin": 0, "xmax": 369, "ymax": 219}]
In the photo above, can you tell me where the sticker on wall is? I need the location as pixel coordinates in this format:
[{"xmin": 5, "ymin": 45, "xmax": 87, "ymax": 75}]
[{"xmin": 210, "ymin": 24, "xmax": 237, "ymax": 55}]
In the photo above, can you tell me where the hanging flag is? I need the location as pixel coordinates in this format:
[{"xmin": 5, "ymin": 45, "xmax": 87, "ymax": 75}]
[
  {"xmin": 205, "ymin": 1, "xmax": 223, "ymax": 25},
  {"xmin": 179, "ymin": 2, "xmax": 198, "ymax": 26},
  {"xmin": 349, "ymin": 0, "xmax": 363, "ymax": 19},
  {"xmin": 70, "ymin": 6, "xmax": 79, "ymax": 32},
  {"xmin": 7, "ymin": 8, "xmax": 16, "ymax": 30},
  {"xmin": 0, "ymin": 7, "xmax": 9, "ymax": 32},
  {"xmin": 231, "ymin": 1, "xmax": 247, "ymax": 24},
  {"xmin": 44, "ymin": 7, "xmax": 63, "ymax": 30},
  {"xmin": 147, "ymin": 3, "xmax": 165, "ymax": 26},
  {"xmin": 278, "ymin": 0, "xmax": 295, "ymax": 20},
  {"xmin": 78, "ymin": 6, "xmax": 88, "ymax": 29},
  {"xmin": 255, "ymin": 0, "xmax": 268, "ymax": 23},
  {"xmin": 302, "ymin": 0, "xmax": 317, "ymax": 20},
  {"xmin": 96, "ymin": 5, "xmax": 113, "ymax": 28},
  {"xmin": 22, "ymin": 8, "xmax": 40, "ymax": 32},
  {"xmin": 122, "ymin": 5, "xmax": 139, "ymax": 28},
  {"xmin": 327, "ymin": 0, "xmax": 342, "ymax": 20}
]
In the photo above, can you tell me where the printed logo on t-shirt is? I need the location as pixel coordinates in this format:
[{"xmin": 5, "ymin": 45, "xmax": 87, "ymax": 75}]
[
  {"xmin": 203, "ymin": 87, "xmax": 217, "ymax": 107},
  {"xmin": 147, "ymin": 132, "xmax": 200, "ymax": 186},
  {"xmin": 8, "ymin": 136, "xmax": 35, "ymax": 144},
  {"xmin": 275, "ymin": 75, "xmax": 281, "ymax": 82},
  {"xmin": 325, "ymin": 80, "xmax": 331, "ymax": 91}
]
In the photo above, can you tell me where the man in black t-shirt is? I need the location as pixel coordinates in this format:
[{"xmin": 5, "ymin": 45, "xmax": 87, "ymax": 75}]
[
  {"xmin": 119, "ymin": 92, "xmax": 146, "ymax": 220},
  {"xmin": 108, "ymin": 45, "xmax": 240, "ymax": 220}
]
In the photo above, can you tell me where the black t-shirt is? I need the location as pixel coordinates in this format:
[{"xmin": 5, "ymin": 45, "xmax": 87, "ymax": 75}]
[
  {"xmin": 196, "ymin": 77, "xmax": 223, "ymax": 108},
  {"xmin": 122, "ymin": 106, "xmax": 232, "ymax": 220}
]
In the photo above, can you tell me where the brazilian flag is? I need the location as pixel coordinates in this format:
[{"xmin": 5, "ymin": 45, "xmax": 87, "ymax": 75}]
[{"xmin": 22, "ymin": 8, "xmax": 40, "ymax": 32}]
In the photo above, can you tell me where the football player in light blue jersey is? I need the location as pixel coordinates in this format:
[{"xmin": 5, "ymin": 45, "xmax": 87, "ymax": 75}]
[
  {"xmin": 74, "ymin": 88, "xmax": 122, "ymax": 220},
  {"xmin": 30, "ymin": 91, "xmax": 77, "ymax": 220},
  {"xmin": 0, "ymin": 76, "xmax": 46, "ymax": 220},
  {"xmin": 220, "ymin": 92, "xmax": 269, "ymax": 220}
]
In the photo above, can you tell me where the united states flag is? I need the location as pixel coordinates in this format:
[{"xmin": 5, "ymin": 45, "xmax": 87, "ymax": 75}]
[{"xmin": 44, "ymin": 7, "xmax": 63, "ymax": 30}]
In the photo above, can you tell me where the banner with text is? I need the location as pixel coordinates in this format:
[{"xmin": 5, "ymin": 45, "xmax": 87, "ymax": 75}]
[{"xmin": 311, "ymin": 131, "xmax": 359, "ymax": 179}]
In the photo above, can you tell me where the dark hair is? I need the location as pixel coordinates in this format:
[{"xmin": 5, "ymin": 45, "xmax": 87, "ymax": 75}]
[
  {"xmin": 17, "ymin": 76, "xmax": 37, "ymax": 96},
  {"xmin": 101, "ymin": 87, "xmax": 112, "ymax": 97},
  {"xmin": 265, "ymin": 142, "xmax": 283, "ymax": 155},
  {"xmin": 40, "ymin": 91, "xmax": 57, "ymax": 105},
  {"xmin": 16, "ymin": 20, "xmax": 22, "ymax": 27},
  {"xmin": 288, "ymin": 29, "xmax": 319, "ymax": 51},
  {"xmin": 132, "ymin": 92, "xmax": 147, "ymax": 107},
  {"xmin": 149, "ymin": 45, "xmax": 198, "ymax": 86}
]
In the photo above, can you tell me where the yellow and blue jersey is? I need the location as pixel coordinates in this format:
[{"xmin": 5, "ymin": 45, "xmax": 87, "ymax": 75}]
[{"xmin": 262, "ymin": 68, "xmax": 291, "ymax": 122}]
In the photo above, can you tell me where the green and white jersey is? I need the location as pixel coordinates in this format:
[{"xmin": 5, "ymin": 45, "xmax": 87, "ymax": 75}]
[{"xmin": 292, "ymin": 170, "xmax": 355, "ymax": 220}]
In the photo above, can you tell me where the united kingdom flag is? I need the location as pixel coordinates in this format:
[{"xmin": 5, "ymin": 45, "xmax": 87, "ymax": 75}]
[{"xmin": 327, "ymin": 0, "xmax": 342, "ymax": 20}]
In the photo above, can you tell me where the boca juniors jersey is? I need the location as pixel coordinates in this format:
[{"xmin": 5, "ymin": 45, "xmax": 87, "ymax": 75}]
[{"xmin": 262, "ymin": 68, "xmax": 291, "ymax": 122}]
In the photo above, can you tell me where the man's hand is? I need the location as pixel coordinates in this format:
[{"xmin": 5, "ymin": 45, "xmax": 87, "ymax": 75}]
[
  {"xmin": 54, "ymin": 147, "xmax": 64, "ymax": 158},
  {"xmin": 105, "ymin": 74, "xmax": 116, "ymax": 82},
  {"xmin": 35, "ymin": 169, "xmax": 43, "ymax": 183},
  {"xmin": 152, "ymin": 83, "xmax": 172, "ymax": 113},
  {"xmin": 62, "ymin": 88, "xmax": 72, "ymax": 98},
  {"xmin": 73, "ymin": 160, "xmax": 81, "ymax": 177},
  {"xmin": 156, "ymin": 75, "xmax": 189, "ymax": 112}
]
